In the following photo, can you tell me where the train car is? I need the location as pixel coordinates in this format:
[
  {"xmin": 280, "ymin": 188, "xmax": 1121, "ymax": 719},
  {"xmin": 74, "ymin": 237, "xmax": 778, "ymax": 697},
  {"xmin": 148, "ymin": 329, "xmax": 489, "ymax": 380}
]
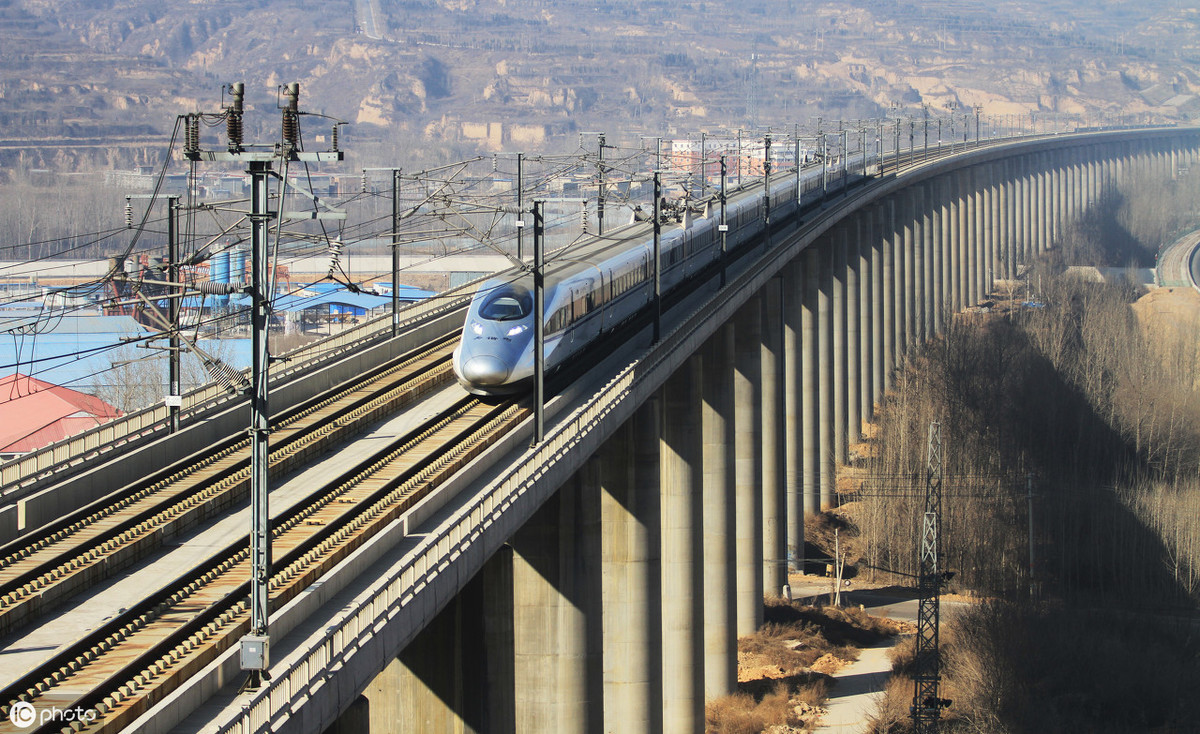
[{"xmin": 453, "ymin": 155, "xmax": 873, "ymax": 395}]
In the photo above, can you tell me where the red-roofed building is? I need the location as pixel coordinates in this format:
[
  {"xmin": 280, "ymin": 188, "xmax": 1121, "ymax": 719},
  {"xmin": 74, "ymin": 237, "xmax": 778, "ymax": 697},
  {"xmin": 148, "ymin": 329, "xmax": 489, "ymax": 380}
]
[{"xmin": 0, "ymin": 373, "xmax": 123, "ymax": 458}]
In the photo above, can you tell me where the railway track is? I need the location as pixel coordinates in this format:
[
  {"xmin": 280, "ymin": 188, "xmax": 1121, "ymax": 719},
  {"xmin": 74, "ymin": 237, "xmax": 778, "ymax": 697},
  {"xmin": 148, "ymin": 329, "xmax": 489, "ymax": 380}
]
[
  {"xmin": 0, "ymin": 381, "xmax": 527, "ymax": 733},
  {"xmin": 0, "ymin": 334, "xmax": 460, "ymax": 641}
]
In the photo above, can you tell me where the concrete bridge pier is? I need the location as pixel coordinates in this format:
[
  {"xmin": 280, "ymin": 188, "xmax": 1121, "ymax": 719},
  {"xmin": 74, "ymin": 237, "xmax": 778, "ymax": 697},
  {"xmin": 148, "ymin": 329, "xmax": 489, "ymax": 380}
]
[
  {"xmin": 599, "ymin": 399, "xmax": 665, "ymax": 734},
  {"xmin": 359, "ymin": 550, "xmax": 503, "ymax": 734},
  {"xmin": 921, "ymin": 183, "xmax": 934, "ymax": 342},
  {"xmin": 894, "ymin": 192, "xmax": 909, "ymax": 362},
  {"xmin": 899, "ymin": 189, "xmax": 914, "ymax": 357},
  {"xmin": 983, "ymin": 165, "xmax": 997, "ymax": 294},
  {"xmin": 1008, "ymin": 160, "xmax": 1017, "ymax": 278},
  {"xmin": 1088, "ymin": 158, "xmax": 1100, "ymax": 205},
  {"xmin": 967, "ymin": 167, "xmax": 980, "ymax": 306},
  {"xmin": 510, "ymin": 466, "xmax": 602, "ymax": 734},
  {"xmin": 1057, "ymin": 152, "xmax": 1069, "ymax": 245},
  {"xmin": 881, "ymin": 198, "xmax": 897, "ymax": 392},
  {"xmin": 857, "ymin": 212, "xmax": 875, "ymax": 428},
  {"xmin": 1080, "ymin": 154, "xmax": 1089, "ymax": 220},
  {"xmin": 817, "ymin": 240, "xmax": 835, "ymax": 508},
  {"xmin": 1019, "ymin": 162, "xmax": 1032, "ymax": 270},
  {"xmin": 760, "ymin": 278, "xmax": 788, "ymax": 594},
  {"xmin": 734, "ymin": 297, "xmax": 766, "ymax": 626},
  {"xmin": 871, "ymin": 203, "xmax": 886, "ymax": 409},
  {"xmin": 801, "ymin": 248, "xmax": 821, "ymax": 518},
  {"xmin": 859, "ymin": 209, "xmax": 878, "ymax": 426},
  {"xmin": 934, "ymin": 178, "xmax": 949, "ymax": 329},
  {"xmin": 954, "ymin": 171, "xmax": 969, "ymax": 310},
  {"xmin": 783, "ymin": 259, "xmax": 803, "ymax": 567},
  {"xmin": 832, "ymin": 227, "xmax": 849, "ymax": 467},
  {"xmin": 701, "ymin": 325, "xmax": 737, "ymax": 699},
  {"xmin": 1044, "ymin": 154, "xmax": 1055, "ymax": 249},
  {"xmin": 845, "ymin": 223, "xmax": 862, "ymax": 450},
  {"xmin": 1036, "ymin": 157, "xmax": 1050, "ymax": 256},
  {"xmin": 659, "ymin": 357, "xmax": 705, "ymax": 734}
]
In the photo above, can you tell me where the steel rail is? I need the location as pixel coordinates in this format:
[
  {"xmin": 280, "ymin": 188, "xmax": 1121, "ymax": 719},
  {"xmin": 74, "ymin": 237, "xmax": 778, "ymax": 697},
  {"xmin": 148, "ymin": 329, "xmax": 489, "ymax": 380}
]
[{"xmin": 0, "ymin": 335, "xmax": 459, "ymax": 639}]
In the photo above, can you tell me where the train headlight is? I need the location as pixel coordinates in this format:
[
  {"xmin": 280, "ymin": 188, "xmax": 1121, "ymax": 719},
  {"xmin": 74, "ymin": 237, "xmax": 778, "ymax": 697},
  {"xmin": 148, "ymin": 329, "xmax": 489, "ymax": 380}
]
[
  {"xmin": 506, "ymin": 324, "xmax": 528, "ymax": 337},
  {"xmin": 471, "ymin": 322, "xmax": 484, "ymax": 335}
]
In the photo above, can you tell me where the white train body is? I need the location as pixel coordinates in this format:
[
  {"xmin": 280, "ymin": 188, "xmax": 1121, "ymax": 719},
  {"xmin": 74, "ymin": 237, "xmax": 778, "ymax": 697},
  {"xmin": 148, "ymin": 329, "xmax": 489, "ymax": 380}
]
[{"xmin": 453, "ymin": 156, "xmax": 870, "ymax": 394}]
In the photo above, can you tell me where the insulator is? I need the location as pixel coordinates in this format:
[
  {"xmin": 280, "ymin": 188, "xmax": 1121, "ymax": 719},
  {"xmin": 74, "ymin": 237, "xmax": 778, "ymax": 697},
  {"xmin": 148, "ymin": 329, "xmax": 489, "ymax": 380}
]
[
  {"xmin": 492, "ymin": 154, "xmax": 497, "ymax": 172},
  {"xmin": 361, "ymin": 171, "xmax": 368, "ymax": 193},
  {"xmin": 124, "ymin": 198, "xmax": 133, "ymax": 229},
  {"xmin": 581, "ymin": 202, "xmax": 588, "ymax": 234},
  {"xmin": 282, "ymin": 111, "xmax": 299, "ymax": 148},
  {"xmin": 205, "ymin": 357, "xmax": 250, "ymax": 394},
  {"xmin": 227, "ymin": 113, "xmax": 243, "ymax": 150},
  {"xmin": 197, "ymin": 281, "xmax": 245, "ymax": 295},
  {"xmin": 327, "ymin": 238, "xmax": 343, "ymax": 278},
  {"xmin": 185, "ymin": 114, "xmax": 200, "ymax": 154},
  {"xmin": 331, "ymin": 124, "xmax": 339, "ymax": 152}
]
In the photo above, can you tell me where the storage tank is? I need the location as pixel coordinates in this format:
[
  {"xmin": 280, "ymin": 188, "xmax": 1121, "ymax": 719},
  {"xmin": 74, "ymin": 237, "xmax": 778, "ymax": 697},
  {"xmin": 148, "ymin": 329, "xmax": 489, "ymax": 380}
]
[{"xmin": 212, "ymin": 250, "xmax": 231, "ymax": 307}]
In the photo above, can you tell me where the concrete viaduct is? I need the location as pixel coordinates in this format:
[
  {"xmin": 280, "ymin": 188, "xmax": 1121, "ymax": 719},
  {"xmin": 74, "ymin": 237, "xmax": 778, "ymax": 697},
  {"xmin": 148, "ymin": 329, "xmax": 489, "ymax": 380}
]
[{"xmin": 44, "ymin": 128, "xmax": 1200, "ymax": 734}]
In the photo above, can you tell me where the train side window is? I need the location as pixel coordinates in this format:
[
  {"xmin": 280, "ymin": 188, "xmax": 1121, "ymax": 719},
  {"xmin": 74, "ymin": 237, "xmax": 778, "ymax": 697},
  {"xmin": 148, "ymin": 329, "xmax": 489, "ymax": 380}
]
[{"xmin": 547, "ymin": 306, "xmax": 570, "ymax": 334}]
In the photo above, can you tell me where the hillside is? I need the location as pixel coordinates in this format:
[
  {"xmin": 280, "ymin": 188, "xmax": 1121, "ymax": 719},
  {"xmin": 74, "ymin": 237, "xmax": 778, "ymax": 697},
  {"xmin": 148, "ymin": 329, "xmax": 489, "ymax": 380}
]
[{"xmin": 1, "ymin": 0, "xmax": 1200, "ymax": 171}]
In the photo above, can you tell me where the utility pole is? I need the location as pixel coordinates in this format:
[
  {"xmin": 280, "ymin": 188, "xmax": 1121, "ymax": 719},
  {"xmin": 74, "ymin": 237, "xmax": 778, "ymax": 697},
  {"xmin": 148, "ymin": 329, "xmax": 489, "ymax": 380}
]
[
  {"xmin": 597, "ymin": 133, "xmax": 607, "ymax": 235},
  {"xmin": 184, "ymin": 82, "xmax": 344, "ymax": 684},
  {"xmin": 516, "ymin": 152, "xmax": 524, "ymax": 260},
  {"xmin": 652, "ymin": 171, "xmax": 662, "ymax": 343},
  {"xmin": 794, "ymin": 132, "xmax": 803, "ymax": 207},
  {"xmin": 841, "ymin": 128, "xmax": 849, "ymax": 194},
  {"xmin": 860, "ymin": 125, "xmax": 867, "ymax": 178},
  {"xmin": 763, "ymin": 133, "xmax": 772, "ymax": 248},
  {"xmin": 719, "ymin": 155, "xmax": 728, "ymax": 287},
  {"xmin": 923, "ymin": 107, "xmax": 930, "ymax": 161},
  {"xmin": 391, "ymin": 170, "xmax": 401, "ymax": 336},
  {"xmin": 912, "ymin": 421, "xmax": 951, "ymax": 732},
  {"xmin": 531, "ymin": 200, "xmax": 545, "ymax": 445},
  {"xmin": 821, "ymin": 132, "xmax": 829, "ymax": 196},
  {"xmin": 126, "ymin": 192, "xmax": 183, "ymax": 431},
  {"xmin": 166, "ymin": 195, "xmax": 181, "ymax": 431},
  {"xmin": 909, "ymin": 117, "xmax": 916, "ymax": 165},
  {"xmin": 877, "ymin": 119, "xmax": 885, "ymax": 176},
  {"xmin": 893, "ymin": 119, "xmax": 901, "ymax": 172}
]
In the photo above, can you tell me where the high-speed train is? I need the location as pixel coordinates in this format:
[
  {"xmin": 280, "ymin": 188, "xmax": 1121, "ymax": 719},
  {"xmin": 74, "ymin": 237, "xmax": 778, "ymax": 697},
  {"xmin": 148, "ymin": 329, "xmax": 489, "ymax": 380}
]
[{"xmin": 452, "ymin": 155, "xmax": 873, "ymax": 395}]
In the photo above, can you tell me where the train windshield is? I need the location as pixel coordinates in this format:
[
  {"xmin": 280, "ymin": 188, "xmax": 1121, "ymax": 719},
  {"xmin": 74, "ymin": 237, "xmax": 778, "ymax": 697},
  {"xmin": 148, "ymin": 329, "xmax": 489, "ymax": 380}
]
[{"xmin": 478, "ymin": 283, "xmax": 533, "ymax": 321}]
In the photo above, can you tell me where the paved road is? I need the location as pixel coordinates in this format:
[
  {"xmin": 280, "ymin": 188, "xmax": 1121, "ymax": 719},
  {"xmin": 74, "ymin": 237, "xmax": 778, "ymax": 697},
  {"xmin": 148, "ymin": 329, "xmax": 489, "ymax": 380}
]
[
  {"xmin": 789, "ymin": 579, "xmax": 964, "ymax": 734},
  {"xmin": 1156, "ymin": 229, "xmax": 1200, "ymax": 288}
]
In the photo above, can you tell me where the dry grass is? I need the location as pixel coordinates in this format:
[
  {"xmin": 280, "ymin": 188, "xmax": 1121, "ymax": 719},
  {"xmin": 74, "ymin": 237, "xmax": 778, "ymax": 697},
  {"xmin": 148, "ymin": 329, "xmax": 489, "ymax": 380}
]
[
  {"xmin": 864, "ymin": 676, "xmax": 916, "ymax": 734},
  {"xmin": 706, "ymin": 684, "xmax": 800, "ymax": 734},
  {"xmin": 711, "ymin": 599, "xmax": 904, "ymax": 733}
]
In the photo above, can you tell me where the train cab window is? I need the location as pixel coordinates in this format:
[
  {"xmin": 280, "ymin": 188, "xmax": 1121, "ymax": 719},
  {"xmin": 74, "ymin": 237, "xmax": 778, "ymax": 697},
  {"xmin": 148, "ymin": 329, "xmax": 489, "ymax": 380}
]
[{"xmin": 479, "ymin": 284, "xmax": 533, "ymax": 321}]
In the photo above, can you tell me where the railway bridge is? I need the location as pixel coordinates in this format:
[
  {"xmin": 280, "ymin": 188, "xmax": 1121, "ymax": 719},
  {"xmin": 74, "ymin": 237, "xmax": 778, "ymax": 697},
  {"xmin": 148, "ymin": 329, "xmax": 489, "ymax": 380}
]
[{"xmin": 1, "ymin": 127, "xmax": 1198, "ymax": 734}]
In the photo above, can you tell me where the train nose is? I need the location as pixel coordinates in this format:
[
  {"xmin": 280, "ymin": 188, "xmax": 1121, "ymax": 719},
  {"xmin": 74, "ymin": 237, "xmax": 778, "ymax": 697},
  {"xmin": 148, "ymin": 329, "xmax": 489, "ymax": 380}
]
[{"xmin": 461, "ymin": 355, "xmax": 511, "ymax": 386}]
